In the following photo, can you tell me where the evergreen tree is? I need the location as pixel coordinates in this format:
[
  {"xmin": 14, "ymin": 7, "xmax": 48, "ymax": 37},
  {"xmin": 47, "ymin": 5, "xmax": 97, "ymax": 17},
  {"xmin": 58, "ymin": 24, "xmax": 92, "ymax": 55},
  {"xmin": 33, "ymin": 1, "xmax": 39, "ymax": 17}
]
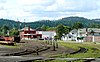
[
  {"xmin": 72, "ymin": 22, "xmax": 83, "ymax": 29},
  {"xmin": 9, "ymin": 28, "xmax": 19, "ymax": 36},
  {"xmin": 41, "ymin": 25, "xmax": 49, "ymax": 31},
  {"xmin": 56, "ymin": 24, "xmax": 65, "ymax": 39},
  {"xmin": 1, "ymin": 25, "xmax": 10, "ymax": 36}
]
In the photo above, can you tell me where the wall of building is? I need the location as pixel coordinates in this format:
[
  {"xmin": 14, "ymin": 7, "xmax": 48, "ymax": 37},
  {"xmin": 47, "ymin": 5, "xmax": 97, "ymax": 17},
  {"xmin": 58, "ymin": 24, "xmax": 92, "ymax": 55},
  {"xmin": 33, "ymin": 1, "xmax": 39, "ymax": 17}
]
[
  {"xmin": 24, "ymin": 31, "xmax": 36, "ymax": 34},
  {"xmin": 37, "ymin": 31, "xmax": 56, "ymax": 39},
  {"xmin": 94, "ymin": 36, "xmax": 100, "ymax": 42},
  {"xmin": 20, "ymin": 30, "xmax": 42, "ymax": 39},
  {"xmin": 85, "ymin": 36, "xmax": 100, "ymax": 42},
  {"xmin": 85, "ymin": 36, "xmax": 93, "ymax": 42}
]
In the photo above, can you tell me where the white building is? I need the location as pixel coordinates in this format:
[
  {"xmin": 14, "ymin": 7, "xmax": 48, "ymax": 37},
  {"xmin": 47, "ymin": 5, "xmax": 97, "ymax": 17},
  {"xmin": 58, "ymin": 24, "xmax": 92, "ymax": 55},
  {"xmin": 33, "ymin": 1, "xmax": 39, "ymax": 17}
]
[
  {"xmin": 62, "ymin": 28, "xmax": 100, "ymax": 42},
  {"xmin": 62, "ymin": 29, "xmax": 78, "ymax": 41},
  {"xmin": 62, "ymin": 29, "xmax": 86, "ymax": 42},
  {"xmin": 37, "ymin": 31, "xmax": 56, "ymax": 40}
]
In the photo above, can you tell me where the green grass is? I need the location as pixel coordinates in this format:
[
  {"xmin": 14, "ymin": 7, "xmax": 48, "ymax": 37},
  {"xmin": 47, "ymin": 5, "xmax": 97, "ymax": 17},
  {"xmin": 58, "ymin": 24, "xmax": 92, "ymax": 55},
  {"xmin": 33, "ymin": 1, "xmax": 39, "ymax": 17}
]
[
  {"xmin": 67, "ymin": 53, "xmax": 100, "ymax": 58},
  {"xmin": 52, "ymin": 41, "xmax": 100, "ymax": 58},
  {"xmin": 59, "ymin": 42, "xmax": 80, "ymax": 50},
  {"xmin": 33, "ymin": 59, "xmax": 85, "ymax": 62},
  {"xmin": 33, "ymin": 41, "xmax": 100, "ymax": 62},
  {"xmin": 33, "ymin": 60, "xmax": 67, "ymax": 62}
]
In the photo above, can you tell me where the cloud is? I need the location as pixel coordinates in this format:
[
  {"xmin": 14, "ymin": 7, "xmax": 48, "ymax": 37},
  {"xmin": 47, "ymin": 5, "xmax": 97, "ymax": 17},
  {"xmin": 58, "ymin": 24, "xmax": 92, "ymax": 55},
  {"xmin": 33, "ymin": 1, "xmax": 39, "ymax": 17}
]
[
  {"xmin": 46, "ymin": 0, "xmax": 99, "ymax": 12},
  {"xmin": 0, "ymin": 0, "xmax": 100, "ymax": 22}
]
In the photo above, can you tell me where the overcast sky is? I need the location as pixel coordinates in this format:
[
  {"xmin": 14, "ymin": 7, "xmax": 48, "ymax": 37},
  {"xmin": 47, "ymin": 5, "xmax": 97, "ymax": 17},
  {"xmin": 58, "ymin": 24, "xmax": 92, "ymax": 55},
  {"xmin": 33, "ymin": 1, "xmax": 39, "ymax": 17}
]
[{"xmin": 0, "ymin": 0, "xmax": 100, "ymax": 22}]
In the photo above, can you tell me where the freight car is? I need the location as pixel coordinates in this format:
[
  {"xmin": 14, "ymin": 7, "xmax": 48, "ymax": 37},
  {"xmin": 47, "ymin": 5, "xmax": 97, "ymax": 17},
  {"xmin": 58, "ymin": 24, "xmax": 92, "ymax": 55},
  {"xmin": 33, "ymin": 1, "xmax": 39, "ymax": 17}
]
[
  {"xmin": 0, "ymin": 41, "xmax": 14, "ymax": 45},
  {"xmin": 3, "ymin": 36, "xmax": 20, "ymax": 43},
  {"xmin": 0, "ymin": 36, "xmax": 20, "ymax": 45}
]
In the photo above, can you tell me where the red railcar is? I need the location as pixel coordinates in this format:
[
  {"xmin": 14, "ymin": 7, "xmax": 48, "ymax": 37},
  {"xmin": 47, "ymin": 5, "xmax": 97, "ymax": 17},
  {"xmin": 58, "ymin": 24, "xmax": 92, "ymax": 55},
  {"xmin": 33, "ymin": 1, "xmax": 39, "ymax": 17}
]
[{"xmin": 0, "ymin": 36, "xmax": 20, "ymax": 45}]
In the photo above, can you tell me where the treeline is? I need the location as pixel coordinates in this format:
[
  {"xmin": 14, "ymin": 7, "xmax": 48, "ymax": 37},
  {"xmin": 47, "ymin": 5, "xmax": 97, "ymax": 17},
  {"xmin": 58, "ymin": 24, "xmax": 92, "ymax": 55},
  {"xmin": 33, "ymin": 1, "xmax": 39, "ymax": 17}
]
[
  {"xmin": 1, "ymin": 16, "xmax": 100, "ymax": 29},
  {"xmin": 0, "ymin": 17, "xmax": 100, "ymax": 39},
  {"xmin": 0, "ymin": 25, "xmax": 19, "ymax": 36}
]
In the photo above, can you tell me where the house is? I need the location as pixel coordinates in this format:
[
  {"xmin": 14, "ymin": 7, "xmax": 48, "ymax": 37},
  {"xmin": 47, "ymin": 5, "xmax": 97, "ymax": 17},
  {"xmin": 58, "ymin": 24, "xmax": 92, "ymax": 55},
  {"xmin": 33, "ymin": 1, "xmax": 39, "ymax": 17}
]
[
  {"xmin": 20, "ymin": 26, "xmax": 42, "ymax": 40},
  {"xmin": 62, "ymin": 29, "xmax": 86, "ymax": 42},
  {"xmin": 36, "ymin": 31, "xmax": 56, "ymax": 40},
  {"xmin": 61, "ymin": 29, "xmax": 79, "ymax": 41},
  {"xmin": 78, "ymin": 28, "xmax": 88, "ymax": 36},
  {"xmin": 61, "ymin": 29, "xmax": 78, "ymax": 41},
  {"xmin": 62, "ymin": 28, "xmax": 100, "ymax": 42}
]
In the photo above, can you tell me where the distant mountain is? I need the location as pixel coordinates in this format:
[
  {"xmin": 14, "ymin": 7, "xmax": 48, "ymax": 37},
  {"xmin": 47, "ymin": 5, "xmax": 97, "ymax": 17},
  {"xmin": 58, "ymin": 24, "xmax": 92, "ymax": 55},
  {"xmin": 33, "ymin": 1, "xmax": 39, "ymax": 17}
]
[
  {"xmin": 55, "ymin": 17, "xmax": 96, "ymax": 27},
  {"xmin": 92, "ymin": 19, "xmax": 100, "ymax": 21},
  {"xmin": 0, "ymin": 16, "xmax": 100, "ymax": 29},
  {"xmin": 28, "ymin": 16, "xmax": 100, "ymax": 28},
  {"xmin": 0, "ymin": 19, "xmax": 17, "ymax": 28},
  {"xmin": 0, "ymin": 19, "xmax": 25, "ymax": 29}
]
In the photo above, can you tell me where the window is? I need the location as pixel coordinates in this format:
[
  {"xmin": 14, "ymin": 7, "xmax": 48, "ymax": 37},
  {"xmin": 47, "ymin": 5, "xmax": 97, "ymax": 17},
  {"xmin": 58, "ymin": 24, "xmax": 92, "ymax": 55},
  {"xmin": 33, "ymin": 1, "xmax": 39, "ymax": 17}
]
[{"xmin": 69, "ymin": 36, "xmax": 71, "ymax": 38}]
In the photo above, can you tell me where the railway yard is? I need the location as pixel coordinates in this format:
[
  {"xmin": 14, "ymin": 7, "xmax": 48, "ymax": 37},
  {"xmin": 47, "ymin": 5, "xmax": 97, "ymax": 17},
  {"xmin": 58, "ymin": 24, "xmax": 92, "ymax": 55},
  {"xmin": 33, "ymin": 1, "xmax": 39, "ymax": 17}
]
[{"xmin": 0, "ymin": 40, "xmax": 100, "ymax": 62}]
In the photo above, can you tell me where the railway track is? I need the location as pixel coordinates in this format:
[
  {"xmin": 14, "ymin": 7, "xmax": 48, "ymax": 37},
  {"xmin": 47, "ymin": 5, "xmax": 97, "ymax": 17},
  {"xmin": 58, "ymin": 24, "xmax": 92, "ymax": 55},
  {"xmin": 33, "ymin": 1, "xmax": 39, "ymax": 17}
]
[
  {"xmin": 1, "ymin": 46, "xmax": 50, "ymax": 56},
  {"xmin": 70, "ymin": 47, "xmax": 87, "ymax": 54}
]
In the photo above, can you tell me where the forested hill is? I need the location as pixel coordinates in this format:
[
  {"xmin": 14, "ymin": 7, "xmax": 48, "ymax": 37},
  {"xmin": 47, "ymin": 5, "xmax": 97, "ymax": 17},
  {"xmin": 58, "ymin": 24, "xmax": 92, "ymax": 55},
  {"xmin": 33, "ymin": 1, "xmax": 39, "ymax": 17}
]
[
  {"xmin": 0, "ymin": 17, "xmax": 100, "ymax": 29},
  {"xmin": 0, "ymin": 19, "xmax": 17, "ymax": 28}
]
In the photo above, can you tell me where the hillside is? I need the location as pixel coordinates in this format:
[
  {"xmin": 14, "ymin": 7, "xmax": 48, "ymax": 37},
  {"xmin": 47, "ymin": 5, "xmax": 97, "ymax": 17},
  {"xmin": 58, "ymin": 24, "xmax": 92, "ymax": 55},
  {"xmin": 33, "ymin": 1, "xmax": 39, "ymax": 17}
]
[
  {"xmin": 55, "ymin": 17, "xmax": 97, "ymax": 27},
  {"xmin": 25, "ymin": 16, "xmax": 100, "ymax": 28},
  {"xmin": 92, "ymin": 19, "xmax": 100, "ymax": 21},
  {"xmin": 0, "ymin": 19, "xmax": 17, "ymax": 28},
  {"xmin": 0, "ymin": 19, "xmax": 25, "ymax": 29},
  {"xmin": 0, "ymin": 17, "xmax": 100, "ymax": 29}
]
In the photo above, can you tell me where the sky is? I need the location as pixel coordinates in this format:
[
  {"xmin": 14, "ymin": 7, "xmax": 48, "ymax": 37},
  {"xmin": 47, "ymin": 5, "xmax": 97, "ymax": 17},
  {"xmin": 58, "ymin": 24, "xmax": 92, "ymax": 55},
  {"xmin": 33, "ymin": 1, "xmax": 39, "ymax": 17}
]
[{"xmin": 0, "ymin": 0, "xmax": 100, "ymax": 22}]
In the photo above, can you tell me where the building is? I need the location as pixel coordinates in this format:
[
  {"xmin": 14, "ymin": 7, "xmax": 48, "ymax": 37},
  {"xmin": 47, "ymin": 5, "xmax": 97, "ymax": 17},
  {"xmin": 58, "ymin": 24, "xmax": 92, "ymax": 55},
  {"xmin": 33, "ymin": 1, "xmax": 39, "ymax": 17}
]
[
  {"xmin": 62, "ymin": 28, "xmax": 87, "ymax": 42},
  {"xmin": 36, "ymin": 31, "xmax": 56, "ymax": 40},
  {"xmin": 62, "ymin": 28, "xmax": 100, "ymax": 42},
  {"xmin": 61, "ymin": 29, "xmax": 80, "ymax": 42},
  {"xmin": 20, "ymin": 26, "xmax": 42, "ymax": 40},
  {"xmin": 84, "ymin": 28, "xmax": 100, "ymax": 42}
]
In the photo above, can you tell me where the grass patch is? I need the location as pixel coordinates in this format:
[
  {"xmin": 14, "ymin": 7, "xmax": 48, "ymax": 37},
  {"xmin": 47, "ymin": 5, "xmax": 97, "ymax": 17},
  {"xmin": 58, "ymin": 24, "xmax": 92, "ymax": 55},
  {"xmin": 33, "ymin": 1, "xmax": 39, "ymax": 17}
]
[
  {"xmin": 33, "ymin": 60, "xmax": 67, "ymax": 62},
  {"xmin": 33, "ymin": 59, "xmax": 85, "ymax": 62},
  {"xmin": 67, "ymin": 53, "xmax": 100, "ymax": 58},
  {"xmin": 51, "ymin": 41, "xmax": 100, "ymax": 58},
  {"xmin": 59, "ymin": 42, "xmax": 80, "ymax": 50}
]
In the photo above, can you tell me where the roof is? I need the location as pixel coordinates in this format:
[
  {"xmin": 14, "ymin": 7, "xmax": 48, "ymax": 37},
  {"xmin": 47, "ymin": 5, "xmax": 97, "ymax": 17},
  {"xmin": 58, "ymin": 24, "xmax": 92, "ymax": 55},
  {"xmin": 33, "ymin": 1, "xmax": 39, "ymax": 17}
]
[
  {"xmin": 23, "ymin": 34, "xmax": 36, "ymax": 35},
  {"xmin": 78, "ymin": 28, "xmax": 87, "ymax": 33},
  {"xmin": 70, "ymin": 29, "xmax": 78, "ymax": 33},
  {"xmin": 67, "ymin": 34, "xmax": 73, "ymax": 37},
  {"xmin": 20, "ymin": 27, "xmax": 36, "ymax": 31},
  {"xmin": 78, "ymin": 28, "xmax": 100, "ymax": 33},
  {"xmin": 88, "ymin": 28, "xmax": 100, "ymax": 32}
]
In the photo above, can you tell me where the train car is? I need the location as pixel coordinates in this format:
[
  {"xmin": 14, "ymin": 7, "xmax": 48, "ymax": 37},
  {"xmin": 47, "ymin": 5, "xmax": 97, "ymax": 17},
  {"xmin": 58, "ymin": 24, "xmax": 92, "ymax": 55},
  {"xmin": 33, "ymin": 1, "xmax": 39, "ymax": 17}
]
[
  {"xmin": 0, "ymin": 41, "xmax": 14, "ymax": 45},
  {"xmin": 3, "ymin": 36, "xmax": 20, "ymax": 43},
  {"xmin": 0, "ymin": 36, "xmax": 20, "ymax": 45}
]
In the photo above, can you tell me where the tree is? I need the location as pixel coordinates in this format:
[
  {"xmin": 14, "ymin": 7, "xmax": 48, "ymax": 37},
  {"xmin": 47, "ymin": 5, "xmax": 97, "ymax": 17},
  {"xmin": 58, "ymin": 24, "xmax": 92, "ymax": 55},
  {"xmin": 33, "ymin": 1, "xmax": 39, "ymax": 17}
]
[
  {"xmin": 46, "ymin": 27, "xmax": 56, "ymax": 31},
  {"xmin": 41, "ymin": 25, "xmax": 49, "ymax": 31},
  {"xmin": 0, "ymin": 26, "xmax": 2, "ymax": 35},
  {"xmin": 56, "ymin": 24, "xmax": 65, "ymax": 39},
  {"xmin": 56, "ymin": 24, "xmax": 70, "ymax": 39},
  {"xmin": 64, "ymin": 26, "xmax": 71, "ymax": 35},
  {"xmin": 1, "ymin": 25, "xmax": 10, "ymax": 36},
  {"xmin": 89, "ymin": 24, "xmax": 100, "ymax": 28},
  {"xmin": 36, "ymin": 27, "xmax": 42, "ymax": 31},
  {"xmin": 72, "ymin": 22, "xmax": 83, "ymax": 29},
  {"xmin": 89, "ymin": 29, "xmax": 95, "ymax": 35},
  {"xmin": 9, "ymin": 28, "xmax": 19, "ymax": 36}
]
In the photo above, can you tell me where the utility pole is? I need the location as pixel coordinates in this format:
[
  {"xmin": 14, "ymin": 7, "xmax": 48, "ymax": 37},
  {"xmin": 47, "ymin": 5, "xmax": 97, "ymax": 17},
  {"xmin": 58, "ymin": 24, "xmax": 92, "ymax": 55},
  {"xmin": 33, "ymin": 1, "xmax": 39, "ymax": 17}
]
[
  {"xmin": 17, "ymin": 19, "xmax": 20, "ymax": 30},
  {"xmin": 24, "ymin": 19, "xmax": 26, "ymax": 28},
  {"xmin": 52, "ymin": 39, "xmax": 56, "ymax": 51}
]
